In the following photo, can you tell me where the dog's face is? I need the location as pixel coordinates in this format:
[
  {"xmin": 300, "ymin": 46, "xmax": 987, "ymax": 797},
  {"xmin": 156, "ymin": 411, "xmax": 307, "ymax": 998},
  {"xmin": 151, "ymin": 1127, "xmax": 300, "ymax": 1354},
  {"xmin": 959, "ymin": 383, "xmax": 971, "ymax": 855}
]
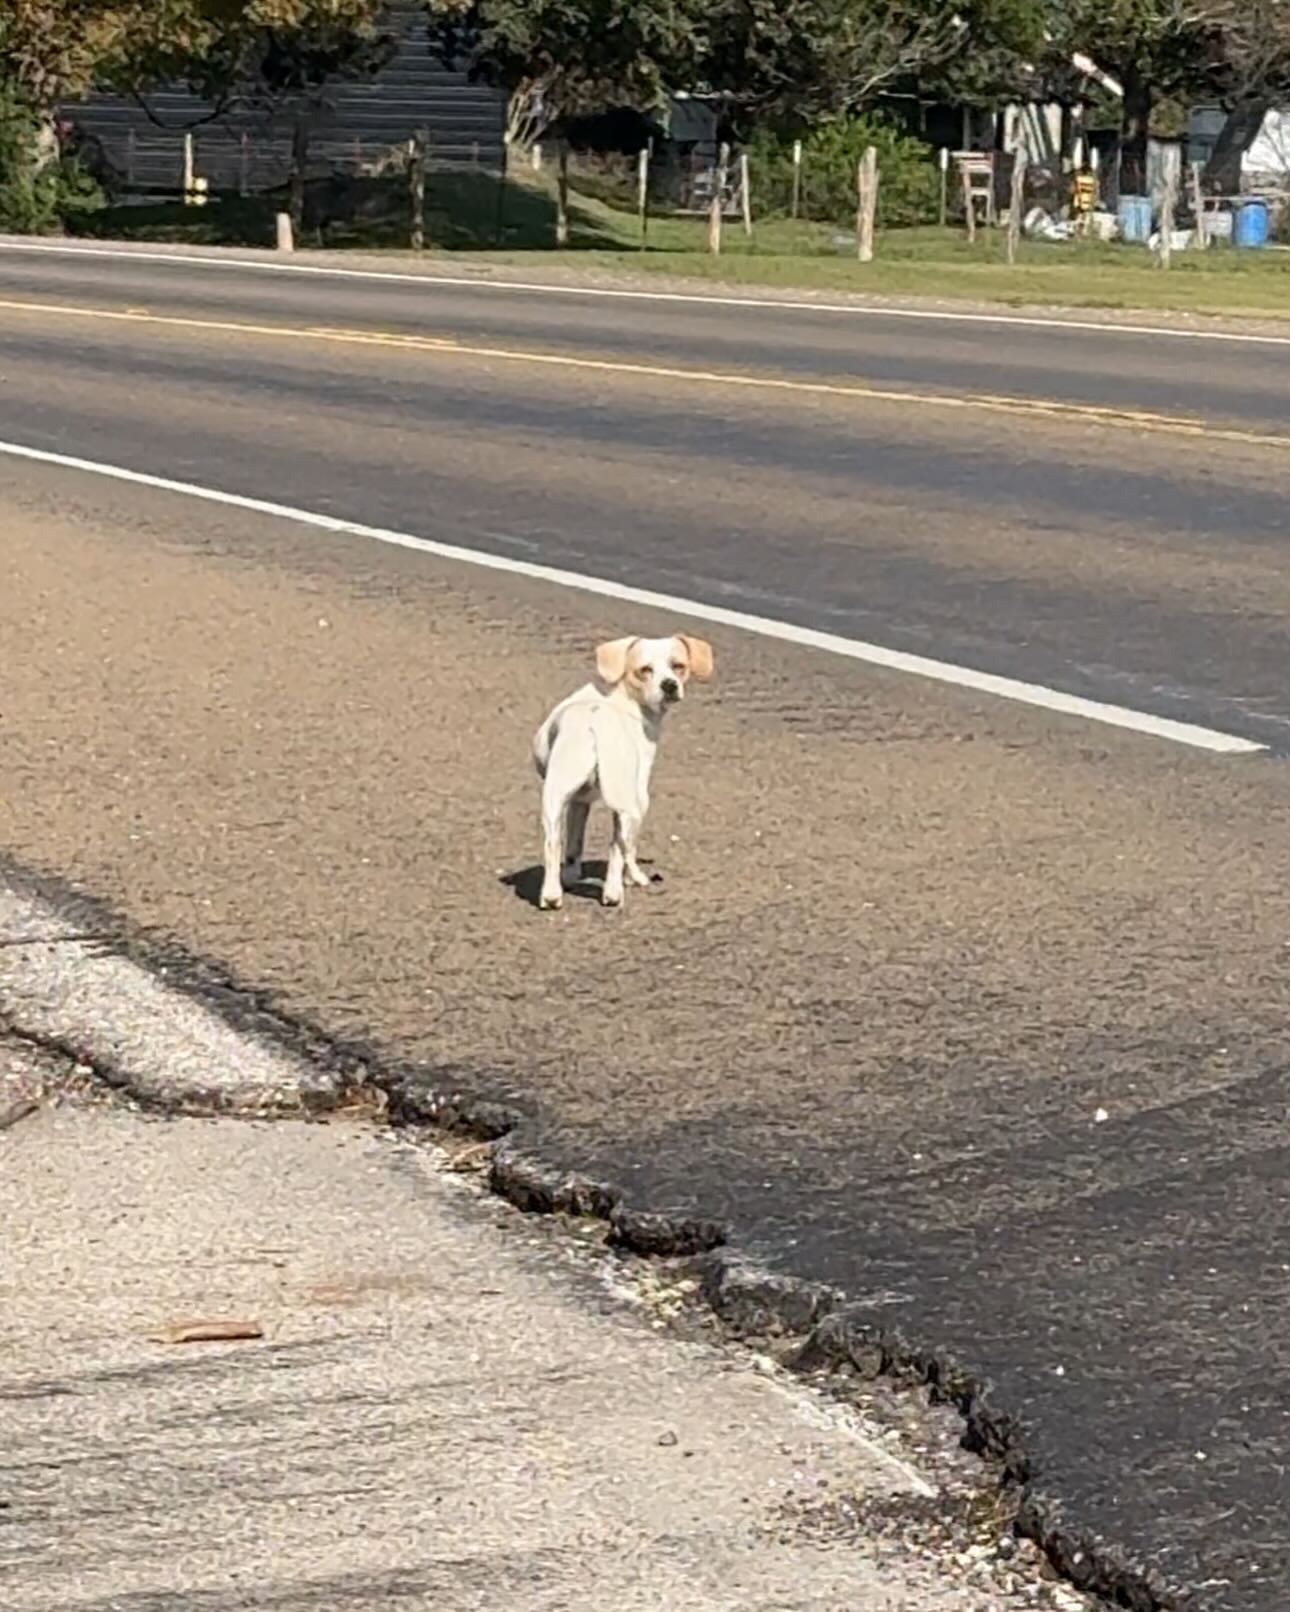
[{"xmin": 595, "ymin": 633, "xmax": 715, "ymax": 714}]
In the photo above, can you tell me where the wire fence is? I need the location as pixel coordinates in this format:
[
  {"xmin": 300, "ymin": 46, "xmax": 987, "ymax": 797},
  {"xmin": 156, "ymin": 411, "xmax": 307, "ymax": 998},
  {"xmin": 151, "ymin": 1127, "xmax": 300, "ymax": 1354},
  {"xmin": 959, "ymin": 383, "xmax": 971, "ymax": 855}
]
[
  {"xmin": 69, "ymin": 117, "xmax": 1290, "ymax": 256},
  {"xmin": 546, "ymin": 143, "xmax": 1288, "ymax": 248},
  {"xmin": 82, "ymin": 124, "xmax": 498, "ymax": 197}
]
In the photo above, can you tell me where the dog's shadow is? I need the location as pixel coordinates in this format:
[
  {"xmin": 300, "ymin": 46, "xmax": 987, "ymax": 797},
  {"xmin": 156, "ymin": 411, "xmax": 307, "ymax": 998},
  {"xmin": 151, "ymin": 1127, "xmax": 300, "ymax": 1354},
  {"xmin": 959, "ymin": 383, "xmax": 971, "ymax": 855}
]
[{"xmin": 502, "ymin": 861, "xmax": 662, "ymax": 909}]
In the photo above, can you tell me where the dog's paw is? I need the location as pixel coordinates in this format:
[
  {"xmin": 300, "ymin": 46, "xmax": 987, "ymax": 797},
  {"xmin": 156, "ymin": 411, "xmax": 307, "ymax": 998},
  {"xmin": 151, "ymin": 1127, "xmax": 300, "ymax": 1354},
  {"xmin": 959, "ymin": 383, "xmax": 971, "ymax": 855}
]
[
  {"xmin": 539, "ymin": 890, "xmax": 564, "ymax": 912},
  {"xmin": 601, "ymin": 888, "xmax": 623, "ymax": 909}
]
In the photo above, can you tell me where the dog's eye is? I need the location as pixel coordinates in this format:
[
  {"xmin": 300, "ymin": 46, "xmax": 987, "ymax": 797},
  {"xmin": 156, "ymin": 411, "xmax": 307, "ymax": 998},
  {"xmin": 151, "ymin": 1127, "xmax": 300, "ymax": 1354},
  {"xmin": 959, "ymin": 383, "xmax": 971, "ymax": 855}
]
[
  {"xmin": 637, "ymin": 665, "xmax": 653, "ymax": 678},
  {"xmin": 670, "ymin": 661, "xmax": 685, "ymax": 675}
]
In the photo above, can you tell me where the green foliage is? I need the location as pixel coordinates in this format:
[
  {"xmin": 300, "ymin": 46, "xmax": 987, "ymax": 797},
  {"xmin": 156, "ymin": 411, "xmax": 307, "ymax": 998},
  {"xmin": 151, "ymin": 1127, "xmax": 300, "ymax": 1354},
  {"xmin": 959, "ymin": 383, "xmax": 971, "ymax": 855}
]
[
  {"xmin": 0, "ymin": 86, "xmax": 102, "ymax": 232},
  {"xmin": 1040, "ymin": 0, "xmax": 1214, "ymax": 101},
  {"xmin": 425, "ymin": 0, "xmax": 697, "ymax": 141},
  {"xmin": 425, "ymin": 0, "xmax": 1047, "ymax": 139},
  {"xmin": 105, "ymin": 1, "xmax": 395, "ymax": 113},
  {"xmin": 704, "ymin": 0, "xmax": 1047, "ymax": 122},
  {"xmin": 1197, "ymin": 0, "xmax": 1290, "ymax": 106},
  {"xmin": 748, "ymin": 115, "xmax": 938, "ymax": 228}
]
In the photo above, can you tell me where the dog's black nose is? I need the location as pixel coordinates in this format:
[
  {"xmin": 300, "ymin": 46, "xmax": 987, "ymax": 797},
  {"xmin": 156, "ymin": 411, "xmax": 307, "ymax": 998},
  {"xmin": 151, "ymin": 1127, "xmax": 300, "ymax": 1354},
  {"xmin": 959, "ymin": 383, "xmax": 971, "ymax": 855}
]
[{"xmin": 661, "ymin": 678, "xmax": 679, "ymax": 700}]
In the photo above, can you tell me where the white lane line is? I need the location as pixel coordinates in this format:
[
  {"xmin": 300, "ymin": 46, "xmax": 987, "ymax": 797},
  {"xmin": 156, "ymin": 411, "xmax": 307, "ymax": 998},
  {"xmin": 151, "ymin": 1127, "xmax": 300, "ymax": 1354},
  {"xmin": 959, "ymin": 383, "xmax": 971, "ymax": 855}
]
[
  {"xmin": 2, "ymin": 236, "xmax": 1289, "ymax": 349},
  {"xmin": 0, "ymin": 437, "xmax": 1265, "ymax": 755}
]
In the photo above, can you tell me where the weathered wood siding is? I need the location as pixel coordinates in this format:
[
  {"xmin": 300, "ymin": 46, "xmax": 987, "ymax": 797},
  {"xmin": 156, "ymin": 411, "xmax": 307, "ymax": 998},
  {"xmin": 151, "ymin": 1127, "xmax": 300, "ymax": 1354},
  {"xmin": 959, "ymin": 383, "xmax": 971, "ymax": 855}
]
[{"xmin": 67, "ymin": 4, "xmax": 506, "ymax": 192}]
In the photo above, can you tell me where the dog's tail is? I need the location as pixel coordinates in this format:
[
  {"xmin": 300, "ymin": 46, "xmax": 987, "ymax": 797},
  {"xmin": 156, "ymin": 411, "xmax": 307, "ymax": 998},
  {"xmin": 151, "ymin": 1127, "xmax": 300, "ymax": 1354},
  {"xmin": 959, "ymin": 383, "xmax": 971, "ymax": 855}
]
[{"xmin": 531, "ymin": 710, "xmax": 557, "ymax": 780}]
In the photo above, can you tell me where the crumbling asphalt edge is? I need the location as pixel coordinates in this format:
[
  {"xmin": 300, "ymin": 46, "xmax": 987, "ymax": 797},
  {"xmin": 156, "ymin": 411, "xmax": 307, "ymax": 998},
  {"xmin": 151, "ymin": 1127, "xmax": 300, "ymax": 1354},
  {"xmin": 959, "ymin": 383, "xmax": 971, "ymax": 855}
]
[{"xmin": 0, "ymin": 853, "xmax": 1190, "ymax": 1612}]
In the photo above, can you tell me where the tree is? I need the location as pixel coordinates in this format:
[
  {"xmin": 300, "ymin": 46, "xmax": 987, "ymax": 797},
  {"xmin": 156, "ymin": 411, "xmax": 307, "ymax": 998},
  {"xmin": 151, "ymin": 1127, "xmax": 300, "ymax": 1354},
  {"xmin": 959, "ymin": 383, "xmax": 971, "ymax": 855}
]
[
  {"xmin": 659, "ymin": 0, "xmax": 1050, "ymax": 143},
  {"xmin": 425, "ymin": 0, "xmax": 700, "ymax": 151},
  {"xmin": 0, "ymin": 2, "xmax": 137, "ymax": 169},
  {"xmin": 108, "ymin": 0, "xmax": 394, "ymax": 119},
  {"xmin": 1045, "ymin": 1, "xmax": 1212, "ymax": 193},
  {"xmin": 108, "ymin": 1, "xmax": 395, "ymax": 225},
  {"xmin": 1, "ymin": 1, "xmax": 394, "ymax": 227},
  {"xmin": 698, "ymin": 0, "xmax": 1044, "ymax": 127},
  {"xmin": 1196, "ymin": 0, "xmax": 1290, "ymax": 188},
  {"xmin": 1, "ymin": 2, "xmax": 391, "ymax": 155},
  {"xmin": 914, "ymin": 0, "xmax": 1060, "ymax": 110},
  {"xmin": 426, "ymin": 0, "xmax": 1051, "ymax": 153}
]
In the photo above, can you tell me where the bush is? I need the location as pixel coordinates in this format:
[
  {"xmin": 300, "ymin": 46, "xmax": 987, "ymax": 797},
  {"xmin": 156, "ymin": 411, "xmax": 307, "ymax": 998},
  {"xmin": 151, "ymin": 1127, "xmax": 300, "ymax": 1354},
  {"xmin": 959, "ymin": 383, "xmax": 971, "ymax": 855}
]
[
  {"xmin": 0, "ymin": 87, "xmax": 103, "ymax": 234},
  {"xmin": 748, "ymin": 115, "xmax": 939, "ymax": 229}
]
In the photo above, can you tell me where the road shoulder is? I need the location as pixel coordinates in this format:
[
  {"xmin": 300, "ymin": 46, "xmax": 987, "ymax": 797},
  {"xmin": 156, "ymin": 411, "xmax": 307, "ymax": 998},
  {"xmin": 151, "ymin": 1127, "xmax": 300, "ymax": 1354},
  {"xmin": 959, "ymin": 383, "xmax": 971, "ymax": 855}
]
[{"xmin": 1, "ymin": 1039, "xmax": 1089, "ymax": 1611}]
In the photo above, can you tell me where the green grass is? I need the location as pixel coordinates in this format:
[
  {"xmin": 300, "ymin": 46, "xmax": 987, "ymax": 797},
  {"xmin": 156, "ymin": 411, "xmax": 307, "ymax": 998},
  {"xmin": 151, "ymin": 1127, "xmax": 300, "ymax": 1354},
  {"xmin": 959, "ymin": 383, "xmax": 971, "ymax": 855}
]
[
  {"xmin": 73, "ymin": 169, "xmax": 1290, "ymax": 321},
  {"xmin": 493, "ymin": 233, "xmax": 1290, "ymax": 319}
]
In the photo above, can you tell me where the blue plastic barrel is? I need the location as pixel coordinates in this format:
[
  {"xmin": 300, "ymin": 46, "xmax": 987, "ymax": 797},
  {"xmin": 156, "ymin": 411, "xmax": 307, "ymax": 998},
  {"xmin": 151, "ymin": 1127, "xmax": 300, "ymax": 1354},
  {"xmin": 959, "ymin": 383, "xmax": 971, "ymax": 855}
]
[
  {"xmin": 1235, "ymin": 199, "xmax": 1270, "ymax": 249},
  {"xmin": 1117, "ymin": 195, "xmax": 1152, "ymax": 244}
]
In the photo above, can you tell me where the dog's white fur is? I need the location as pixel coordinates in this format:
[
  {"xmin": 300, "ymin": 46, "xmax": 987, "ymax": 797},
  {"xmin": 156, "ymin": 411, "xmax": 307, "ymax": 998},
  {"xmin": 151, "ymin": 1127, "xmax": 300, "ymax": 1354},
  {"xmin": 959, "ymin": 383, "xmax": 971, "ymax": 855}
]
[{"xmin": 532, "ymin": 633, "xmax": 715, "ymax": 910}]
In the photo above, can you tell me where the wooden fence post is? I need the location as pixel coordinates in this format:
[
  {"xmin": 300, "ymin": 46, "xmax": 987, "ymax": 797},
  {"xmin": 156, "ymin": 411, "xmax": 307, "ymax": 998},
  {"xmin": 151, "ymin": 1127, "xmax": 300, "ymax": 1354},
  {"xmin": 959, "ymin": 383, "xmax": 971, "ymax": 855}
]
[
  {"xmin": 637, "ymin": 146, "xmax": 650, "ymax": 246},
  {"xmin": 938, "ymin": 146, "xmax": 949, "ymax": 227},
  {"xmin": 1006, "ymin": 149, "xmax": 1027, "ymax": 265},
  {"xmin": 555, "ymin": 140, "xmax": 570, "ymax": 247},
  {"xmin": 961, "ymin": 159, "xmax": 976, "ymax": 243},
  {"xmin": 1159, "ymin": 167, "xmax": 1178, "ymax": 269},
  {"xmin": 790, "ymin": 138, "xmax": 803, "ymax": 219},
  {"xmin": 708, "ymin": 141, "xmax": 729, "ymax": 256},
  {"xmin": 740, "ymin": 152, "xmax": 753, "ymax": 237},
  {"xmin": 856, "ymin": 145, "xmax": 878, "ymax": 262},
  {"xmin": 408, "ymin": 128, "xmax": 428, "ymax": 250},
  {"xmin": 1190, "ymin": 162, "xmax": 1208, "ymax": 249}
]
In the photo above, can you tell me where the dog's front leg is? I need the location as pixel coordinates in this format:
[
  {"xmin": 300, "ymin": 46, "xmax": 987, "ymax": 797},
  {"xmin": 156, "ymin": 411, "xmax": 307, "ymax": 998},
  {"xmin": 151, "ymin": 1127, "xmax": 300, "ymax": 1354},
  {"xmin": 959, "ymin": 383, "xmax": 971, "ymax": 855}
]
[
  {"xmin": 624, "ymin": 800, "xmax": 651, "ymax": 888},
  {"xmin": 603, "ymin": 813, "xmax": 642, "ymax": 907},
  {"xmin": 625, "ymin": 858, "xmax": 651, "ymax": 889}
]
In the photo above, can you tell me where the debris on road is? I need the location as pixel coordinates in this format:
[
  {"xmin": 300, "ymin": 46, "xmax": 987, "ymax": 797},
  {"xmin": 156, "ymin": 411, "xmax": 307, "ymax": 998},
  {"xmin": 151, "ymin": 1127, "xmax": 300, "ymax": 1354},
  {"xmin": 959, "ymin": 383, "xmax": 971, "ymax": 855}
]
[
  {"xmin": 0, "ymin": 1096, "xmax": 38, "ymax": 1132},
  {"xmin": 150, "ymin": 1319, "xmax": 265, "ymax": 1345}
]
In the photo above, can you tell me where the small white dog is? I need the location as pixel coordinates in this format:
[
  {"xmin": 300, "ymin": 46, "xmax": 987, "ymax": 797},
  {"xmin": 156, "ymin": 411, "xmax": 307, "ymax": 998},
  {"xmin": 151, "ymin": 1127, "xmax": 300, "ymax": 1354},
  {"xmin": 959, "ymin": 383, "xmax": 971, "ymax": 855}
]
[{"xmin": 532, "ymin": 633, "xmax": 715, "ymax": 910}]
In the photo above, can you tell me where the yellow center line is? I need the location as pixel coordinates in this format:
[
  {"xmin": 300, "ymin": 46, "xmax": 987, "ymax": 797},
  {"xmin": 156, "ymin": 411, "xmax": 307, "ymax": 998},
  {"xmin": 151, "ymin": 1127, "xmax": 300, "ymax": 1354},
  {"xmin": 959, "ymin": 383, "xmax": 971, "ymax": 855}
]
[{"xmin": 2, "ymin": 293, "xmax": 1287, "ymax": 452}]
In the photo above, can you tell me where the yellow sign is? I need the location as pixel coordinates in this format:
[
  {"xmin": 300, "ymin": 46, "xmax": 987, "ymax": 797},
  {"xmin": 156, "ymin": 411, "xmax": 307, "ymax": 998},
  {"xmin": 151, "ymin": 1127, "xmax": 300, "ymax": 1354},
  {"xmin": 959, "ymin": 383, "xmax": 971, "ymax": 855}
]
[{"xmin": 1072, "ymin": 172, "xmax": 1097, "ymax": 214}]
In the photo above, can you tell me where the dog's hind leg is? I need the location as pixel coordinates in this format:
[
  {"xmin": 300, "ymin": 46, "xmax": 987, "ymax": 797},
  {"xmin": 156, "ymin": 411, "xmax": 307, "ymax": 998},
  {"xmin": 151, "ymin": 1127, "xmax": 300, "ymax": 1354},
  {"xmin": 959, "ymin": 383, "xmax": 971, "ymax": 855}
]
[
  {"xmin": 540, "ymin": 777, "xmax": 571, "ymax": 911},
  {"xmin": 563, "ymin": 793, "xmax": 591, "ymax": 885}
]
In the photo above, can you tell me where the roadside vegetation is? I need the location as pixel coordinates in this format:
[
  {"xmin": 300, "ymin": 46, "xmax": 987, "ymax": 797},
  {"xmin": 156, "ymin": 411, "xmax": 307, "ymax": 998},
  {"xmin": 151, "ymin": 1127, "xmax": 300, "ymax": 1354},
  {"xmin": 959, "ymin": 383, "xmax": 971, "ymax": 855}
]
[
  {"xmin": 74, "ymin": 160, "xmax": 1290, "ymax": 321},
  {"xmin": 3, "ymin": 1, "xmax": 1290, "ymax": 316}
]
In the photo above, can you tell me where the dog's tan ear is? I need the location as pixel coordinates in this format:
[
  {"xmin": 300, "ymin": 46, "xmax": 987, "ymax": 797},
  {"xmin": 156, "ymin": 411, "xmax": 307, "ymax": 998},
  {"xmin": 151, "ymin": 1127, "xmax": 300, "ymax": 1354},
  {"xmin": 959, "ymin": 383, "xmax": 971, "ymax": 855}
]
[
  {"xmin": 595, "ymin": 637, "xmax": 637, "ymax": 684},
  {"xmin": 678, "ymin": 635, "xmax": 714, "ymax": 681}
]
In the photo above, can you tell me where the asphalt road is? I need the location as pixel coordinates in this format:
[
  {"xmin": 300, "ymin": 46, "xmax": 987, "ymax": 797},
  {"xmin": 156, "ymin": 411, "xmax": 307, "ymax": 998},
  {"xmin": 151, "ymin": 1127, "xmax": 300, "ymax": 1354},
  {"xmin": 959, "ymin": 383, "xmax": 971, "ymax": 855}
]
[
  {"xmin": 3, "ymin": 239, "xmax": 1290, "ymax": 430},
  {"xmin": 1, "ymin": 241, "xmax": 1289, "ymax": 751},
  {"xmin": 3, "ymin": 244, "xmax": 1290, "ymax": 1609}
]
